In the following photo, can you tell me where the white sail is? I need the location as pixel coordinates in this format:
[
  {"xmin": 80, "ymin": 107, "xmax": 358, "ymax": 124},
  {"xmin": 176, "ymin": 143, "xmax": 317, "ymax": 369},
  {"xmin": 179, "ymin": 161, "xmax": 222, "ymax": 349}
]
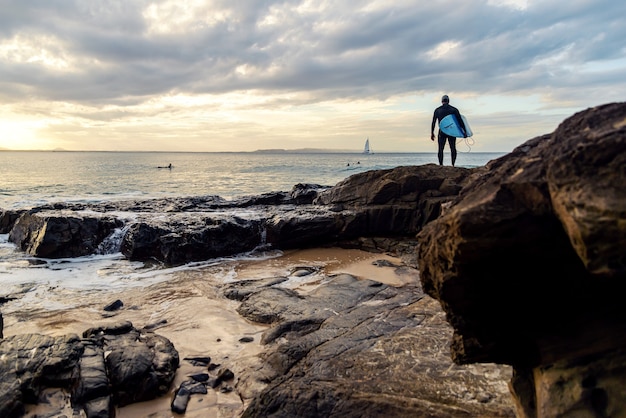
[{"xmin": 364, "ymin": 138, "xmax": 372, "ymax": 154}]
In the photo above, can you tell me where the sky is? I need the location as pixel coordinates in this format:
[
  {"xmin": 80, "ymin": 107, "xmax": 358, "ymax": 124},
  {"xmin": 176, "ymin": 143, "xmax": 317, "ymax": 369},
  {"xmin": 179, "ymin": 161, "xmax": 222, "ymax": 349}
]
[{"xmin": 0, "ymin": 0, "xmax": 625, "ymax": 153}]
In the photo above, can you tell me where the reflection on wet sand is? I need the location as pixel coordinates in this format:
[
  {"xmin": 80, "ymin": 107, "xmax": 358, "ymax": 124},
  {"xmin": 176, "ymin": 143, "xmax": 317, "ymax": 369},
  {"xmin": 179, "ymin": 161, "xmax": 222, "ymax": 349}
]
[{"xmin": 6, "ymin": 247, "xmax": 419, "ymax": 417}]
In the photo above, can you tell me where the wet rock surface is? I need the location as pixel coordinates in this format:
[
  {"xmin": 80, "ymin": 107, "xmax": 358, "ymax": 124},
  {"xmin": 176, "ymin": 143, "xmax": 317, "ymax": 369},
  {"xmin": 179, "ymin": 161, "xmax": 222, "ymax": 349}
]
[
  {"xmin": 1, "ymin": 169, "xmax": 474, "ymax": 264},
  {"xmin": 0, "ymin": 164, "xmax": 514, "ymax": 417},
  {"xmin": 0, "ymin": 322, "xmax": 178, "ymax": 418},
  {"xmin": 2, "ymin": 103, "xmax": 624, "ymax": 416},
  {"xmin": 417, "ymin": 102, "xmax": 626, "ymax": 417},
  {"xmin": 229, "ymin": 274, "xmax": 514, "ymax": 417}
]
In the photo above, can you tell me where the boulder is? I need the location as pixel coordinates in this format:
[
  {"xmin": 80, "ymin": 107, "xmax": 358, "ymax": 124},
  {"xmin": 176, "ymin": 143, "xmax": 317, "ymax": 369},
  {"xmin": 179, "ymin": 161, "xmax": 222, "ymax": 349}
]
[
  {"xmin": 0, "ymin": 333, "xmax": 83, "ymax": 418},
  {"xmin": 229, "ymin": 274, "xmax": 515, "ymax": 417},
  {"xmin": 4, "ymin": 166, "xmax": 476, "ymax": 264},
  {"xmin": 8, "ymin": 211, "xmax": 123, "ymax": 258},
  {"xmin": 0, "ymin": 322, "xmax": 178, "ymax": 418},
  {"xmin": 120, "ymin": 214, "xmax": 264, "ymax": 264},
  {"xmin": 416, "ymin": 102, "xmax": 626, "ymax": 417},
  {"xmin": 315, "ymin": 164, "xmax": 475, "ymax": 235},
  {"xmin": 0, "ymin": 209, "xmax": 25, "ymax": 234}
]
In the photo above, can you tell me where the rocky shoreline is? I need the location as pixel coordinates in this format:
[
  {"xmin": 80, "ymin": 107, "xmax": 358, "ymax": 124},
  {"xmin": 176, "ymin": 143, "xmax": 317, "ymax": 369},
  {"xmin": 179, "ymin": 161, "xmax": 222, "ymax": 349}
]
[{"xmin": 1, "ymin": 102, "xmax": 625, "ymax": 417}]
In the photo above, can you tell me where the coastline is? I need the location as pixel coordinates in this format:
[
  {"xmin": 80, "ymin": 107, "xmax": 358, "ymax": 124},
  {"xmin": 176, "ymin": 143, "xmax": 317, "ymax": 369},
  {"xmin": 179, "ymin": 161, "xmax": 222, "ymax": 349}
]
[
  {"xmin": 1, "ymin": 162, "xmax": 518, "ymax": 417},
  {"xmin": 6, "ymin": 247, "xmax": 421, "ymax": 417}
]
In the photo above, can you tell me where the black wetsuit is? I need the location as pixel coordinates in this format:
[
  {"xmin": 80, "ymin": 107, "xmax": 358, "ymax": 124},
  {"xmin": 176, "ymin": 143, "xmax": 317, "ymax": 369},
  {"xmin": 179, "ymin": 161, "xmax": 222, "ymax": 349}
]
[{"xmin": 431, "ymin": 103, "xmax": 467, "ymax": 166}]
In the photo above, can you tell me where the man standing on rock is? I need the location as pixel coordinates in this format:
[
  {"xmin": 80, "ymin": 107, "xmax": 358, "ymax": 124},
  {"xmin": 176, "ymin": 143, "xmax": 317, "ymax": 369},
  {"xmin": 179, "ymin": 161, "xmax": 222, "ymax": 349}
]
[{"xmin": 431, "ymin": 94, "xmax": 467, "ymax": 166}]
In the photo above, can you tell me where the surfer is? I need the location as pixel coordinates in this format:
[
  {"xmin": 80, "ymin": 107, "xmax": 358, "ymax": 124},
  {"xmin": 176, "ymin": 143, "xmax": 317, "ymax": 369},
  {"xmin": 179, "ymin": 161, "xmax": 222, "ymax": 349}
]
[
  {"xmin": 158, "ymin": 163, "xmax": 172, "ymax": 169},
  {"xmin": 430, "ymin": 95, "xmax": 467, "ymax": 167}
]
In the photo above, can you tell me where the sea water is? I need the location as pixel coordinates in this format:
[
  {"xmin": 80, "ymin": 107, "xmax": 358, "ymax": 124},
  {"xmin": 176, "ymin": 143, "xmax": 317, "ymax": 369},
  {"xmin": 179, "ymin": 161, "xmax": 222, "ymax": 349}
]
[
  {"xmin": 0, "ymin": 150, "xmax": 504, "ymax": 209},
  {"xmin": 0, "ymin": 150, "xmax": 505, "ymax": 321}
]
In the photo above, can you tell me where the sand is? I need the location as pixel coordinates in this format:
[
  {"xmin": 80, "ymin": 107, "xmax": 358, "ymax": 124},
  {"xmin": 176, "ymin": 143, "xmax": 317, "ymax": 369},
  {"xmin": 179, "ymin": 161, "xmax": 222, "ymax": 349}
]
[{"xmin": 6, "ymin": 247, "xmax": 419, "ymax": 417}]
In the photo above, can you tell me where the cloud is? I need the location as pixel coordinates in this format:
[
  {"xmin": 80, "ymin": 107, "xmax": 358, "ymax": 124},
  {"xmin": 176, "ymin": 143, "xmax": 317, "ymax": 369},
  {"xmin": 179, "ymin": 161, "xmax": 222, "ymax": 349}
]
[{"xmin": 0, "ymin": 0, "xmax": 624, "ymax": 152}]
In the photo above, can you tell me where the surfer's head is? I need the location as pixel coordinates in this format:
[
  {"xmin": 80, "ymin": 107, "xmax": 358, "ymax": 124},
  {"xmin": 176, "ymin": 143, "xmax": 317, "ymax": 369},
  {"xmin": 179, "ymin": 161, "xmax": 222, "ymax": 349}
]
[{"xmin": 441, "ymin": 95, "xmax": 449, "ymax": 103}]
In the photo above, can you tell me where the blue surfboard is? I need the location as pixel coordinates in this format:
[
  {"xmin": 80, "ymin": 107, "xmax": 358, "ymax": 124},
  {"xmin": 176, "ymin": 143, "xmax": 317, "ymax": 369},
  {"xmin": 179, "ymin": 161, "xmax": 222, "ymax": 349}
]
[{"xmin": 439, "ymin": 114, "xmax": 473, "ymax": 137}]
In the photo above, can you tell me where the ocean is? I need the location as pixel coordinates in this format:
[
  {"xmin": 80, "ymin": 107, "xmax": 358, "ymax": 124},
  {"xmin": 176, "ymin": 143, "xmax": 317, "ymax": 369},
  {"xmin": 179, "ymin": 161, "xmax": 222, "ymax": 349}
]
[
  {"xmin": 0, "ymin": 150, "xmax": 504, "ymax": 343},
  {"xmin": 0, "ymin": 150, "xmax": 504, "ymax": 210}
]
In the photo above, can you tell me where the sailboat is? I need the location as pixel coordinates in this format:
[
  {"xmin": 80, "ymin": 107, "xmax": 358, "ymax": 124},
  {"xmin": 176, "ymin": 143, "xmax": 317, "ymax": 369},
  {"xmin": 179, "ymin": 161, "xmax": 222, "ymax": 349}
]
[{"xmin": 363, "ymin": 138, "xmax": 373, "ymax": 154}]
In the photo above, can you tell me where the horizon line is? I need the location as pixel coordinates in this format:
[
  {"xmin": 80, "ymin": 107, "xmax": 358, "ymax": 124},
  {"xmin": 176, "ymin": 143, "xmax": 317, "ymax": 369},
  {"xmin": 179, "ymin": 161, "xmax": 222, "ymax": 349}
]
[{"xmin": 0, "ymin": 148, "xmax": 510, "ymax": 154}]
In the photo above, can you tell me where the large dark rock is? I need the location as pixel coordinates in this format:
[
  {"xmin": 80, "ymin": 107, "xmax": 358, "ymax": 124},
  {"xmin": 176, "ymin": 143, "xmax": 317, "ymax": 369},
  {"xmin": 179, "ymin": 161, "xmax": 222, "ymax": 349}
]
[
  {"xmin": 4, "ymin": 166, "xmax": 476, "ymax": 264},
  {"xmin": 228, "ymin": 274, "xmax": 515, "ymax": 417},
  {"xmin": 315, "ymin": 164, "xmax": 475, "ymax": 235},
  {"xmin": 0, "ymin": 333, "xmax": 83, "ymax": 418},
  {"xmin": 0, "ymin": 322, "xmax": 178, "ymax": 418},
  {"xmin": 416, "ymin": 102, "xmax": 626, "ymax": 416},
  {"xmin": 0, "ymin": 209, "xmax": 25, "ymax": 234},
  {"xmin": 8, "ymin": 211, "xmax": 123, "ymax": 258},
  {"xmin": 120, "ymin": 214, "xmax": 265, "ymax": 264}
]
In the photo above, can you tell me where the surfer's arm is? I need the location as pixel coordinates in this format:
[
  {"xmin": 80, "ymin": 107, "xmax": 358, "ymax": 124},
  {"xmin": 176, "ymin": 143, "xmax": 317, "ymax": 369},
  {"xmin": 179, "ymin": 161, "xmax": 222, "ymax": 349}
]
[
  {"xmin": 430, "ymin": 113, "xmax": 437, "ymax": 140},
  {"xmin": 455, "ymin": 110, "xmax": 468, "ymax": 137}
]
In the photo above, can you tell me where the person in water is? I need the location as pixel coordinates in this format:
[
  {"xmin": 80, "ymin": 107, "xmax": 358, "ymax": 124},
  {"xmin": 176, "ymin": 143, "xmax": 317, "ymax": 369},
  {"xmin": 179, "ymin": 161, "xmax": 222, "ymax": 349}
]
[{"xmin": 430, "ymin": 94, "xmax": 467, "ymax": 167}]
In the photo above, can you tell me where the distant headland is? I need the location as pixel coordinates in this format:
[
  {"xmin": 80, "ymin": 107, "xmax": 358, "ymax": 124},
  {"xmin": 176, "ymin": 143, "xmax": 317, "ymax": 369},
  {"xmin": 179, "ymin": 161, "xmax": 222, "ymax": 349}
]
[
  {"xmin": 1, "ymin": 148, "xmax": 355, "ymax": 153},
  {"xmin": 252, "ymin": 148, "xmax": 353, "ymax": 154}
]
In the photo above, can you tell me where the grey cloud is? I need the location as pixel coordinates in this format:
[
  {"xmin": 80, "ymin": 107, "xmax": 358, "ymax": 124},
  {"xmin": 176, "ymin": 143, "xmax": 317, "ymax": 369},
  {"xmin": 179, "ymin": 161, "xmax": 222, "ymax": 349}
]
[{"xmin": 0, "ymin": 0, "xmax": 624, "ymax": 107}]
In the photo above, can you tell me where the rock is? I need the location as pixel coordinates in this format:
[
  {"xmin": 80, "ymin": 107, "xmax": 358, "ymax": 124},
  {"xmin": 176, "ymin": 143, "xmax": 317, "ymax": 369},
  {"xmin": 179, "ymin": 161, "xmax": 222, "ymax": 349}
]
[
  {"xmin": 103, "ymin": 299, "xmax": 124, "ymax": 312},
  {"xmin": 183, "ymin": 356, "xmax": 212, "ymax": 367},
  {"xmin": 222, "ymin": 277, "xmax": 289, "ymax": 301},
  {"xmin": 0, "ymin": 333, "xmax": 83, "ymax": 418},
  {"xmin": 416, "ymin": 102, "xmax": 626, "ymax": 416},
  {"xmin": 83, "ymin": 320, "xmax": 134, "ymax": 337},
  {"xmin": 0, "ymin": 322, "xmax": 178, "ymax": 417},
  {"xmin": 314, "ymin": 164, "xmax": 473, "ymax": 235},
  {"xmin": 0, "ymin": 209, "xmax": 25, "ymax": 233},
  {"xmin": 8, "ymin": 211, "xmax": 122, "ymax": 258},
  {"xmin": 263, "ymin": 207, "xmax": 354, "ymax": 249},
  {"xmin": 102, "ymin": 332, "xmax": 179, "ymax": 406},
  {"xmin": 2, "ymin": 165, "xmax": 476, "ymax": 264},
  {"xmin": 190, "ymin": 373, "xmax": 209, "ymax": 382},
  {"xmin": 143, "ymin": 319, "xmax": 168, "ymax": 330},
  {"xmin": 83, "ymin": 396, "xmax": 113, "ymax": 418},
  {"xmin": 217, "ymin": 367, "xmax": 235, "ymax": 379},
  {"xmin": 237, "ymin": 274, "xmax": 514, "ymax": 417},
  {"xmin": 171, "ymin": 385, "xmax": 191, "ymax": 414},
  {"xmin": 236, "ymin": 287, "xmax": 305, "ymax": 324},
  {"xmin": 290, "ymin": 183, "xmax": 330, "ymax": 204},
  {"xmin": 215, "ymin": 368, "xmax": 235, "ymax": 386},
  {"xmin": 120, "ymin": 215, "xmax": 264, "ymax": 265},
  {"xmin": 72, "ymin": 340, "xmax": 110, "ymax": 407}
]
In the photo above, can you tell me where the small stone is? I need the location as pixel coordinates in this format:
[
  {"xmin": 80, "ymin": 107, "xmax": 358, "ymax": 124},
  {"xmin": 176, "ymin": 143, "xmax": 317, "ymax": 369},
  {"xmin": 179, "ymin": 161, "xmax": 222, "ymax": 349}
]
[
  {"xmin": 217, "ymin": 368, "xmax": 235, "ymax": 382},
  {"xmin": 183, "ymin": 356, "xmax": 211, "ymax": 367},
  {"xmin": 143, "ymin": 319, "xmax": 167, "ymax": 330},
  {"xmin": 477, "ymin": 393, "xmax": 493, "ymax": 403},
  {"xmin": 171, "ymin": 387, "xmax": 190, "ymax": 414},
  {"xmin": 190, "ymin": 373, "xmax": 209, "ymax": 382},
  {"xmin": 103, "ymin": 299, "xmax": 123, "ymax": 312}
]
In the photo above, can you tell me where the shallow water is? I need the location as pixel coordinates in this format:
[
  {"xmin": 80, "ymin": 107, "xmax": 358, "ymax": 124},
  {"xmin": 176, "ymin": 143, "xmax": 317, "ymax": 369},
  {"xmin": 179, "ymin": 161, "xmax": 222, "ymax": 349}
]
[
  {"xmin": 0, "ymin": 150, "xmax": 503, "ymax": 314},
  {"xmin": 7, "ymin": 246, "xmax": 419, "ymax": 417}
]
